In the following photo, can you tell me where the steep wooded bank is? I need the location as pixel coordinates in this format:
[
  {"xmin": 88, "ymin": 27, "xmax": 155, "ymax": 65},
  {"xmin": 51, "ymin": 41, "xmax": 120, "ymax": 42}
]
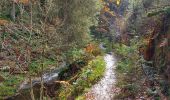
[
  {"xmin": 126, "ymin": 1, "xmax": 170, "ymax": 99},
  {"xmin": 118, "ymin": 0, "xmax": 170, "ymax": 99},
  {"xmin": 143, "ymin": 11, "xmax": 170, "ymax": 99}
]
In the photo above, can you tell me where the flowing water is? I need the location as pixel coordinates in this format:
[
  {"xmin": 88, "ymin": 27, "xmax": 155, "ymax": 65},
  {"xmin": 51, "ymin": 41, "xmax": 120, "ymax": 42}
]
[
  {"xmin": 19, "ymin": 62, "xmax": 66, "ymax": 90},
  {"xmin": 86, "ymin": 54, "xmax": 118, "ymax": 100}
]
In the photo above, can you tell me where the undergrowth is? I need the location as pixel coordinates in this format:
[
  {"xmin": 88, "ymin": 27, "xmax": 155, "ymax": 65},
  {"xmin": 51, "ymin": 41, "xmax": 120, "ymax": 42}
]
[
  {"xmin": 0, "ymin": 58, "xmax": 56, "ymax": 99},
  {"xmin": 113, "ymin": 38, "xmax": 144, "ymax": 99},
  {"xmin": 0, "ymin": 73, "xmax": 24, "ymax": 99},
  {"xmin": 57, "ymin": 56, "xmax": 105, "ymax": 99}
]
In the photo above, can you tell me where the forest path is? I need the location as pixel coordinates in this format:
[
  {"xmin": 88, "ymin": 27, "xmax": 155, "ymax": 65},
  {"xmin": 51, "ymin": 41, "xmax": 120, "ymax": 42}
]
[{"xmin": 85, "ymin": 53, "xmax": 119, "ymax": 100}]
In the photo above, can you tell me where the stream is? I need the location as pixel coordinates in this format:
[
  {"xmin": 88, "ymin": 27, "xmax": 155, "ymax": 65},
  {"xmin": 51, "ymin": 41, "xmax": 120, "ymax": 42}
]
[{"xmin": 85, "ymin": 53, "xmax": 118, "ymax": 100}]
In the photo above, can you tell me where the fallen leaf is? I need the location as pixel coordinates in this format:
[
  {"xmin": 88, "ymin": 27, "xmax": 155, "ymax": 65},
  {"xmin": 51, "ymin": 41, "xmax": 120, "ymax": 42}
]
[{"xmin": 0, "ymin": 19, "xmax": 9, "ymax": 25}]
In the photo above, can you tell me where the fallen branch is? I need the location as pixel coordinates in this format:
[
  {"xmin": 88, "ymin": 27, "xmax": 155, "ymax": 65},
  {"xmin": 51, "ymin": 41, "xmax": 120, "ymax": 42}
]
[{"xmin": 55, "ymin": 81, "xmax": 70, "ymax": 86}]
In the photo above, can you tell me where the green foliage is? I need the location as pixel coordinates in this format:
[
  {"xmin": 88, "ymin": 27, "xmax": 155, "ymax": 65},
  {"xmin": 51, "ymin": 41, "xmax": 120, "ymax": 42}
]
[
  {"xmin": 0, "ymin": 73, "xmax": 24, "ymax": 99},
  {"xmin": 113, "ymin": 39, "xmax": 139, "ymax": 74},
  {"xmin": 42, "ymin": 0, "xmax": 101, "ymax": 47},
  {"xmin": 113, "ymin": 38, "xmax": 143, "ymax": 99},
  {"xmin": 147, "ymin": 10, "xmax": 164, "ymax": 17},
  {"xmin": 125, "ymin": 83, "xmax": 140, "ymax": 94},
  {"xmin": 116, "ymin": 59, "xmax": 133, "ymax": 73},
  {"xmin": 57, "ymin": 85, "xmax": 74, "ymax": 100},
  {"xmin": 0, "ymin": 86, "xmax": 15, "ymax": 99},
  {"xmin": 116, "ymin": 37, "xmax": 140, "ymax": 57},
  {"xmin": 103, "ymin": 39, "xmax": 113, "ymax": 53},
  {"xmin": 72, "ymin": 56, "xmax": 105, "ymax": 96},
  {"xmin": 114, "ymin": 44, "xmax": 130, "ymax": 56},
  {"xmin": 76, "ymin": 95, "xmax": 85, "ymax": 100},
  {"xmin": 65, "ymin": 48, "xmax": 85, "ymax": 63},
  {"xmin": 0, "ymin": 0, "xmax": 102, "ymax": 99},
  {"xmin": 29, "ymin": 59, "xmax": 56, "ymax": 74},
  {"xmin": 147, "ymin": 7, "xmax": 170, "ymax": 17},
  {"xmin": 165, "ymin": 7, "xmax": 170, "ymax": 14},
  {"xmin": 80, "ymin": 56, "xmax": 105, "ymax": 83}
]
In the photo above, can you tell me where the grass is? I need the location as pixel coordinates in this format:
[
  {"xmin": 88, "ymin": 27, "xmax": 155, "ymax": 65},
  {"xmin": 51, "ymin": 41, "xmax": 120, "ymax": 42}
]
[{"xmin": 0, "ymin": 72, "xmax": 24, "ymax": 99}]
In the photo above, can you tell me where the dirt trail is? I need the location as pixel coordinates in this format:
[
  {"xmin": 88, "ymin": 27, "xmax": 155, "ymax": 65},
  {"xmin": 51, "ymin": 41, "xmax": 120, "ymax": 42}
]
[{"xmin": 86, "ymin": 53, "xmax": 119, "ymax": 100}]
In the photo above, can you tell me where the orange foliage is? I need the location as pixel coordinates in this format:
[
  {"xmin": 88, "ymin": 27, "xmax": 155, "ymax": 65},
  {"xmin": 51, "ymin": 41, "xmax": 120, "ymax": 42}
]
[
  {"xmin": 102, "ymin": 5, "xmax": 115, "ymax": 16},
  {"xmin": 85, "ymin": 43, "xmax": 96, "ymax": 53},
  {"xmin": 103, "ymin": 6, "xmax": 110, "ymax": 12},
  {"xmin": 99, "ymin": 0, "xmax": 104, "ymax": 3},
  {"xmin": 13, "ymin": 0, "xmax": 29, "ymax": 4},
  {"xmin": 0, "ymin": 19, "xmax": 9, "ymax": 25}
]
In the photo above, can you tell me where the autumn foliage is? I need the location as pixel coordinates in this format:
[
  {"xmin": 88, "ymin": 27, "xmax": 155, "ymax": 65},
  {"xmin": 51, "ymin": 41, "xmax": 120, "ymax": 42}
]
[
  {"xmin": 85, "ymin": 43, "xmax": 96, "ymax": 53},
  {"xmin": 0, "ymin": 19, "xmax": 9, "ymax": 25},
  {"xmin": 13, "ymin": 0, "xmax": 29, "ymax": 4}
]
